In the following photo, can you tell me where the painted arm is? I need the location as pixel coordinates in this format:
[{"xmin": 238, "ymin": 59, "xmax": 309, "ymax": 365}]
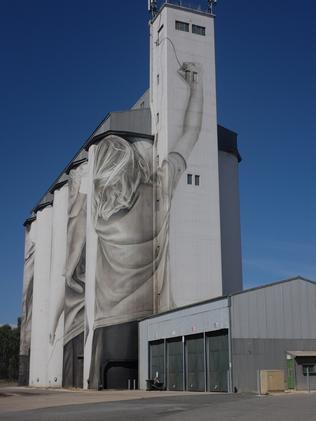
[
  {"xmin": 158, "ymin": 62, "xmax": 203, "ymax": 198},
  {"xmin": 64, "ymin": 201, "xmax": 86, "ymax": 294},
  {"xmin": 172, "ymin": 62, "xmax": 204, "ymax": 162}
]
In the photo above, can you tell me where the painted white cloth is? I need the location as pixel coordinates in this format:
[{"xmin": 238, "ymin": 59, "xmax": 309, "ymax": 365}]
[
  {"xmin": 20, "ymin": 225, "xmax": 35, "ymax": 356},
  {"xmin": 93, "ymin": 137, "xmax": 185, "ymax": 329},
  {"xmin": 64, "ymin": 163, "xmax": 88, "ymax": 345}
]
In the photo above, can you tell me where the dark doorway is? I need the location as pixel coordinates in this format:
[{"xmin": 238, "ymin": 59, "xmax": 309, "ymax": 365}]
[
  {"xmin": 103, "ymin": 360, "xmax": 138, "ymax": 389},
  {"xmin": 207, "ymin": 330, "xmax": 229, "ymax": 392},
  {"xmin": 294, "ymin": 356, "xmax": 316, "ymax": 391},
  {"xmin": 63, "ymin": 333, "xmax": 84, "ymax": 388},
  {"xmin": 167, "ymin": 338, "xmax": 184, "ymax": 391},
  {"xmin": 89, "ymin": 321, "xmax": 139, "ymax": 390},
  {"xmin": 186, "ymin": 334, "xmax": 205, "ymax": 391},
  {"xmin": 149, "ymin": 340, "xmax": 165, "ymax": 384}
]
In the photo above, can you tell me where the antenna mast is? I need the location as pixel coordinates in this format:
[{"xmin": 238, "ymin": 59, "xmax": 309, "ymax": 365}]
[
  {"xmin": 208, "ymin": 0, "xmax": 218, "ymax": 15},
  {"xmin": 148, "ymin": 0, "xmax": 158, "ymax": 19}
]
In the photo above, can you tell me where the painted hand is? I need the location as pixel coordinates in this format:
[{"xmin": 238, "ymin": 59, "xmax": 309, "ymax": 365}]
[{"xmin": 178, "ymin": 62, "xmax": 202, "ymax": 87}]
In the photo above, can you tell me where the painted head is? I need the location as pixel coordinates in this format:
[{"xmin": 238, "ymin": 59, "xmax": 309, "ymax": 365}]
[{"xmin": 93, "ymin": 135, "xmax": 151, "ymax": 221}]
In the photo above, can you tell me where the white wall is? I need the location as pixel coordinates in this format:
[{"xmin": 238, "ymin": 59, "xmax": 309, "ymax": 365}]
[
  {"xmin": 47, "ymin": 185, "xmax": 68, "ymax": 387},
  {"xmin": 150, "ymin": 5, "xmax": 223, "ymax": 310},
  {"xmin": 29, "ymin": 206, "xmax": 53, "ymax": 387}
]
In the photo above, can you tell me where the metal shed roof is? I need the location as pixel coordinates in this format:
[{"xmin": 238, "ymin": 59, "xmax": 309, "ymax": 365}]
[{"xmin": 288, "ymin": 351, "xmax": 316, "ymax": 357}]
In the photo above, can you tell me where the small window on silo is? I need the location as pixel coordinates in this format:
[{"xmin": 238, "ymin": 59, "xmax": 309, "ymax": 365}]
[
  {"xmin": 175, "ymin": 21, "xmax": 189, "ymax": 32},
  {"xmin": 192, "ymin": 24, "xmax": 206, "ymax": 36},
  {"xmin": 187, "ymin": 174, "xmax": 193, "ymax": 185}
]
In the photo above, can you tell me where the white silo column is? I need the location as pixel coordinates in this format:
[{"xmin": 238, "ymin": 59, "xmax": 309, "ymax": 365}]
[
  {"xmin": 47, "ymin": 184, "xmax": 69, "ymax": 387},
  {"xmin": 83, "ymin": 145, "xmax": 98, "ymax": 389},
  {"xmin": 29, "ymin": 205, "xmax": 53, "ymax": 387},
  {"xmin": 150, "ymin": 5, "xmax": 223, "ymax": 311},
  {"xmin": 19, "ymin": 219, "xmax": 37, "ymax": 386}
]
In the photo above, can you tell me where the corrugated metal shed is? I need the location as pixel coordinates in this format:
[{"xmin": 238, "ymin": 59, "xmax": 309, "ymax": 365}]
[{"xmin": 231, "ymin": 277, "xmax": 316, "ymax": 339}]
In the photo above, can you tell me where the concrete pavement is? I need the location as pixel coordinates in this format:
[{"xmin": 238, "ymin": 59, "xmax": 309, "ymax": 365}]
[
  {"xmin": 0, "ymin": 387, "xmax": 211, "ymax": 413},
  {"xmin": 1, "ymin": 387, "xmax": 316, "ymax": 420}
]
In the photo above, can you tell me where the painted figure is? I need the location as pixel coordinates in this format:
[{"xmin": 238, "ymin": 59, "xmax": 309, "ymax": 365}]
[
  {"xmin": 20, "ymin": 226, "xmax": 35, "ymax": 356},
  {"xmin": 49, "ymin": 164, "xmax": 88, "ymax": 347},
  {"xmin": 89, "ymin": 62, "xmax": 203, "ymax": 386},
  {"xmin": 63, "ymin": 164, "xmax": 88, "ymax": 345},
  {"xmin": 19, "ymin": 223, "xmax": 36, "ymax": 384}
]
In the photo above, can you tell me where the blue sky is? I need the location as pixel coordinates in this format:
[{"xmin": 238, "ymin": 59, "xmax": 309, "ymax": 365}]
[{"xmin": 0, "ymin": 0, "xmax": 315, "ymax": 324}]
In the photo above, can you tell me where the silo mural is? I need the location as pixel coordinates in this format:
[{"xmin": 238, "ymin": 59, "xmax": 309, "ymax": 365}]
[
  {"xmin": 63, "ymin": 163, "xmax": 88, "ymax": 388},
  {"xmin": 47, "ymin": 183, "xmax": 69, "ymax": 387},
  {"xmin": 19, "ymin": 221, "xmax": 36, "ymax": 386},
  {"xmin": 20, "ymin": 3, "xmax": 244, "ymax": 392},
  {"xmin": 88, "ymin": 61, "xmax": 204, "ymax": 388}
]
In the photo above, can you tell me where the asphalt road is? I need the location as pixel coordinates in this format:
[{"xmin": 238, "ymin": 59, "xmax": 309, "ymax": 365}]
[{"xmin": 1, "ymin": 391, "xmax": 316, "ymax": 421}]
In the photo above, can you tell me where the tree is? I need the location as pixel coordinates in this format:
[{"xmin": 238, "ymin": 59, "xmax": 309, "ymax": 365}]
[{"xmin": 0, "ymin": 319, "xmax": 20, "ymax": 381}]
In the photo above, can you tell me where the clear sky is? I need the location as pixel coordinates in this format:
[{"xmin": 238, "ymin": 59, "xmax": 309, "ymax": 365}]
[{"xmin": 1, "ymin": 0, "xmax": 315, "ymax": 324}]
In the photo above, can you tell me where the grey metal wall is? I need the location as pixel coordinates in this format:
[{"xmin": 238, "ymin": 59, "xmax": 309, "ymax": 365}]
[
  {"xmin": 93, "ymin": 109, "xmax": 152, "ymax": 138},
  {"xmin": 218, "ymin": 150, "xmax": 243, "ymax": 295},
  {"xmin": 231, "ymin": 278, "xmax": 316, "ymax": 339},
  {"xmin": 232, "ymin": 338, "xmax": 316, "ymax": 392},
  {"xmin": 132, "ymin": 90, "xmax": 150, "ymax": 110},
  {"xmin": 231, "ymin": 278, "xmax": 316, "ymax": 392},
  {"xmin": 139, "ymin": 298, "xmax": 229, "ymax": 390}
]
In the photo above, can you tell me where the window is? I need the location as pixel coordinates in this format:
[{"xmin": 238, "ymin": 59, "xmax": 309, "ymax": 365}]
[
  {"xmin": 184, "ymin": 71, "xmax": 198, "ymax": 83},
  {"xmin": 192, "ymin": 24, "xmax": 206, "ymax": 36},
  {"xmin": 303, "ymin": 365, "xmax": 316, "ymax": 375},
  {"xmin": 175, "ymin": 20, "xmax": 189, "ymax": 32},
  {"xmin": 157, "ymin": 74, "xmax": 160, "ymax": 85},
  {"xmin": 156, "ymin": 113, "xmax": 160, "ymax": 124},
  {"xmin": 187, "ymin": 174, "xmax": 200, "ymax": 186}
]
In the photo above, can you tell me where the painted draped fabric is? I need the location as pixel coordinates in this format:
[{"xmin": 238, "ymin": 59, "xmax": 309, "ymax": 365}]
[
  {"xmin": 20, "ymin": 224, "xmax": 35, "ymax": 356},
  {"xmin": 93, "ymin": 135, "xmax": 185, "ymax": 329},
  {"xmin": 64, "ymin": 163, "xmax": 88, "ymax": 344}
]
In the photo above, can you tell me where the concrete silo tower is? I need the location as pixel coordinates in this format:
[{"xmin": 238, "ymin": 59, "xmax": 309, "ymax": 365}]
[{"xmin": 149, "ymin": 1, "xmax": 242, "ymax": 311}]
